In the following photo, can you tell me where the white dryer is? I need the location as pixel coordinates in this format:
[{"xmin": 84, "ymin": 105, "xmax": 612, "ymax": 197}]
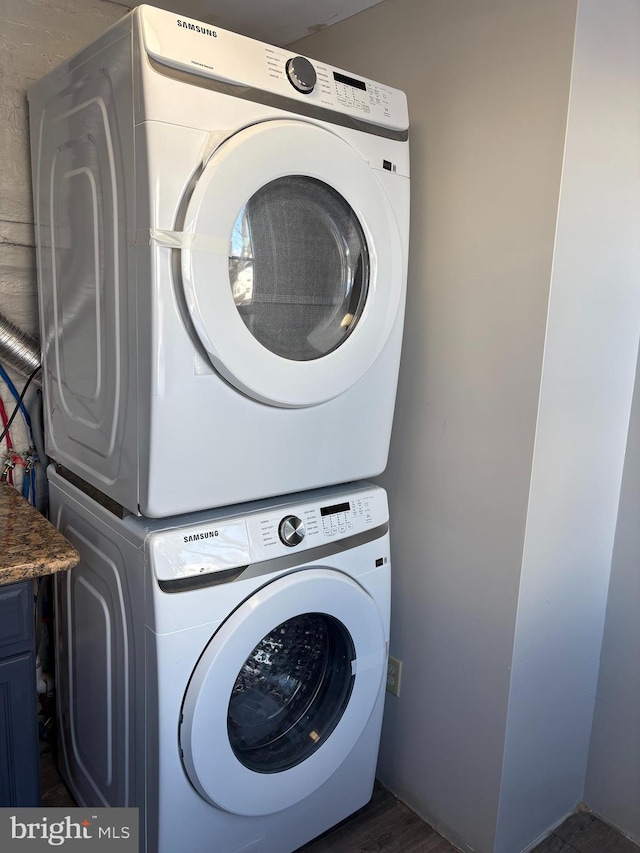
[
  {"xmin": 49, "ymin": 468, "xmax": 391, "ymax": 853},
  {"xmin": 29, "ymin": 4, "xmax": 410, "ymax": 517}
]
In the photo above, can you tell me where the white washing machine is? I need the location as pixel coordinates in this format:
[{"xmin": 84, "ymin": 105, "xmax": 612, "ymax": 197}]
[
  {"xmin": 49, "ymin": 467, "xmax": 391, "ymax": 853},
  {"xmin": 29, "ymin": 4, "xmax": 410, "ymax": 518}
]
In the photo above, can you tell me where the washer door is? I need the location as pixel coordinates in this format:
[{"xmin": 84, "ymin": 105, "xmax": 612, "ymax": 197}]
[
  {"xmin": 179, "ymin": 569, "xmax": 387, "ymax": 816},
  {"xmin": 181, "ymin": 120, "xmax": 403, "ymax": 407}
]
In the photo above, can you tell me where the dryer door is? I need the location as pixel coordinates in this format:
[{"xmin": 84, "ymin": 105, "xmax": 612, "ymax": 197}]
[
  {"xmin": 180, "ymin": 120, "xmax": 404, "ymax": 407},
  {"xmin": 179, "ymin": 568, "xmax": 387, "ymax": 816}
]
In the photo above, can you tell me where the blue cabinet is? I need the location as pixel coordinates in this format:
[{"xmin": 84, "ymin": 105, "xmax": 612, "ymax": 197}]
[{"xmin": 0, "ymin": 581, "xmax": 40, "ymax": 806}]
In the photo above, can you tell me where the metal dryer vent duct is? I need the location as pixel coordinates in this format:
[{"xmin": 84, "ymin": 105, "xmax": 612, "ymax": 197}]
[{"xmin": 0, "ymin": 311, "xmax": 41, "ymax": 381}]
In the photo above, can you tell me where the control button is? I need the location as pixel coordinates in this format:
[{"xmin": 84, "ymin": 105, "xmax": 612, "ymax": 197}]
[
  {"xmin": 285, "ymin": 56, "xmax": 317, "ymax": 94},
  {"xmin": 278, "ymin": 515, "xmax": 306, "ymax": 547}
]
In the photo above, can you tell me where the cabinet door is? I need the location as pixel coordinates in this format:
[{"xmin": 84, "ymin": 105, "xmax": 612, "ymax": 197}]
[
  {"xmin": 0, "ymin": 582, "xmax": 31, "ymax": 657},
  {"xmin": 0, "ymin": 652, "xmax": 40, "ymax": 806}
]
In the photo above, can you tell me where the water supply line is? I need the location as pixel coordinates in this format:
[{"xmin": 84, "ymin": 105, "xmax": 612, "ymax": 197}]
[{"xmin": 0, "ymin": 310, "xmax": 49, "ymax": 480}]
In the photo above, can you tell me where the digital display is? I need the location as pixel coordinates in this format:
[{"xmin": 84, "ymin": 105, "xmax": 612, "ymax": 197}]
[
  {"xmin": 333, "ymin": 71, "xmax": 367, "ymax": 92},
  {"xmin": 320, "ymin": 502, "xmax": 351, "ymax": 517}
]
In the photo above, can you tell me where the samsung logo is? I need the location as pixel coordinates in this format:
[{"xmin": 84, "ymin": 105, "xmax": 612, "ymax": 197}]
[
  {"xmin": 177, "ymin": 20, "xmax": 218, "ymax": 37},
  {"xmin": 184, "ymin": 530, "xmax": 220, "ymax": 542}
]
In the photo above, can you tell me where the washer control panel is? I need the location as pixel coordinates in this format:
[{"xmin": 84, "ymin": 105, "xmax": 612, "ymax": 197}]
[
  {"xmin": 253, "ymin": 493, "xmax": 376, "ymax": 553},
  {"xmin": 150, "ymin": 485, "xmax": 387, "ymax": 582}
]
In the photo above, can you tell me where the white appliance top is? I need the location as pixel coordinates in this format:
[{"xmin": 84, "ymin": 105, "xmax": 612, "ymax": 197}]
[
  {"xmin": 138, "ymin": 4, "xmax": 408, "ymax": 132},
  {"xmin": 149, "ymin": 482, "xmax": 388, "ymax": 583}
]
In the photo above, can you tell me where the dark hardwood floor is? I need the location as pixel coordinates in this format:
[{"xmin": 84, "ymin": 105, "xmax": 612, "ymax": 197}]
[
  {"xmin": 41, "ymin": 749, "xmax": 639, "ymax": 853},
  {"xmin": 531, "ymin": 810, "xmax": 640, "ymax": 853},
  {"xmin": 297, "ymin": 790, "xmax": 640, "ymax": 853},
  {"xmin": 39, "ymin": 747, "xmax": 75, "ymax": 809},
  {"xmin": 296, "ymin": 781, "xmax": 457, "ymax": 852}
]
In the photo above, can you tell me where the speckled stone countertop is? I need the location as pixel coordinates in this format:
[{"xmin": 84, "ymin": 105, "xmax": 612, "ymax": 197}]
[{"xmin": 0, "ymin": 481, "xmax": 79, "ymax": 585}]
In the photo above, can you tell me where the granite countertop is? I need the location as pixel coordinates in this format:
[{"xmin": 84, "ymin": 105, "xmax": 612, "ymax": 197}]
[{"xmin": 0, "ymin": 481, "xmax": 79, "ymax": 585}]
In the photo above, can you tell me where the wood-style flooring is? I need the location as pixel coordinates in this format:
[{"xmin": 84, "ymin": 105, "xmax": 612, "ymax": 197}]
[
  {"xmin": 531, "ymin": 811, "xmax": 640, "ymax": 853},
  {"xmin": 41, "ymin": 750, "xmax": 639, "ymax": 853},
  {"xmin": 297, "ymin": 788, "xmax": 640, "ymax": 853},
  {"xmin": 296, "ymin": 781, "xmax": 456, "ymax": 852}
]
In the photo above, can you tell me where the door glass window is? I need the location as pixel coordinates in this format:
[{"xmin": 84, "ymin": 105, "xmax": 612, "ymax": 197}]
[
  {"xmin": 229, "ymin": 177, "xmax": 369, "ymax": 362},
  {"xmin": 227, "ymin": 613, "xmax": 355, "ymax": 773}
]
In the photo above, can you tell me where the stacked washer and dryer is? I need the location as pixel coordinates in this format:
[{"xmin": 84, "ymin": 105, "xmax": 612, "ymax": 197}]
[{"xmin": 28, "ymin": 5, "xmax": 409, "ymax": 852}]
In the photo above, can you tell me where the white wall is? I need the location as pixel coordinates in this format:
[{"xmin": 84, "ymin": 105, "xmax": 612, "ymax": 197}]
[
  {"xmin": 294, "ymin": 1, "xmax": 576, "ymax": 849},
  {"xmin": 495, "ymin": 2, "xmax": 640, "ymax": 850},
  {"xmin": 295, "ymin": 1, "xmax": 640, "ymax": 851},
  {"xmin": 585, "ymin": 352, "xmax": 640, "ymax": 845}
]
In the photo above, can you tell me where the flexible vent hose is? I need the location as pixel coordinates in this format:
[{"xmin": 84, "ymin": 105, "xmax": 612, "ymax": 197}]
[{"xmin": 0, "ymin": 311, "xmax": 41, "ymax": 381}]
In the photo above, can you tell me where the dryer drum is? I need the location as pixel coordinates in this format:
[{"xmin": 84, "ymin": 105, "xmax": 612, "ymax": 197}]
[
  {"xmin": 229, "ymin": 176, "xmax": 369, "ymax": 362},
  {"xmin": 227, "ymin": 613, "xmax": 355, "ymax": 773}
]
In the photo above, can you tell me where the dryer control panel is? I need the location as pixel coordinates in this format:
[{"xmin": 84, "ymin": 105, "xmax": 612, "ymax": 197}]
[
  {"xmin": 139, "ymin": 5, "xmax": 408, "ymax": 132},
  {"xmin": 150, "ymin": 485, "xmax": 387, "ymax": 583}
]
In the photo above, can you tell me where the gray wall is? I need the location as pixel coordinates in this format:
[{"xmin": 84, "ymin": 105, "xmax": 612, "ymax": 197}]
[
  {"xmin": 585, "ymin": 352, "xmax": 640, "ymax": 845},
  {"xmin": 294, "ymin": 1, "xmax": 576, "ymax": 849},
  {"xmin": 295, "ymin": 1, "xmax": 640, "ymax": 852}
]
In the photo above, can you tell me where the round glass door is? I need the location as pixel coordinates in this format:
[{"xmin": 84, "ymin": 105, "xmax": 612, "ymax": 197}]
[
  {"xmin": 229, "ymin": 177, "xmax": 369, "ymax": 362},
  {"xmin": 180, "ymin": 120, "xmax": 404, "ymax": 407},
  {"xmin": 228, "ymin": 613, "xmax": 355, "ymax": 773},
  {"xmin": 179, "ymin": 568, "xmax": 387, "ymax": 816}
]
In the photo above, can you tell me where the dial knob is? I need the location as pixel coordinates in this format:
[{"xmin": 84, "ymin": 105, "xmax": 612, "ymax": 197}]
[
  {"xmin": 285, "ymin": 56, "xmax": 317, "ymax": 94},
  {"xmin": 279, "ymin": 515, "xmax": 306, "ymax": 547}
]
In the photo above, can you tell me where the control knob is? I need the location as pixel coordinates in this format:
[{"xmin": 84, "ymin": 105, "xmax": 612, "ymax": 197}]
[
  {"xmin": 285, "ymin": 56, "xmax": 316, "ymax": 94},
  {"xmin": 279, "ymin": 515, "xmax": 306, "ymax": 547}
]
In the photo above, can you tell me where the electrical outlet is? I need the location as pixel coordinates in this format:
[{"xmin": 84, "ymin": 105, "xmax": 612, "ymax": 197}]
[{"xmin": 386, "ymin": 655, "xmax": 402, "ymax": 697}]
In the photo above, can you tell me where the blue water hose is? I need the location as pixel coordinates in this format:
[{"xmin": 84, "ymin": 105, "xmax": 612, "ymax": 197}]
[{"xmin": 0, "ymin": 362, "xmax": 33, "ymax": 436}]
